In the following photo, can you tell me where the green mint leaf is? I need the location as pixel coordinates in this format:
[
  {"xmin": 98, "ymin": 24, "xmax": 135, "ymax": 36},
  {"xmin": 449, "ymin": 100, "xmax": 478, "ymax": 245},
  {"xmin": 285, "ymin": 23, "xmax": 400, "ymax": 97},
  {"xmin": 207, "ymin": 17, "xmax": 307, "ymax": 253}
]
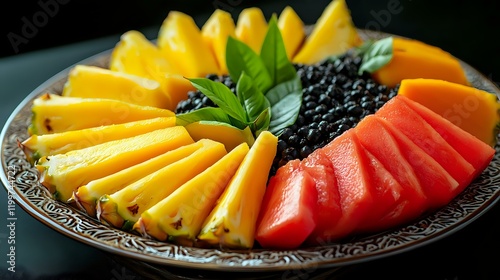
[
  {"xmin": 358, "ymin": 37, "xmax": 394, "ymax": 75},
  {"xmin": 252, "ymin": 107, "xmax": 271, "ymax": 138},
  {"xmin": 266, "ymin": 75, "xmax": 303, "ymax": 135},
  {"xmin": 175, "ymin": 107, "xmax": 232, "ymax": 126},
  {"xmin": 226, "ymin": 36, "xmax": 273, "ymax": 93},
  {"xmin": 188, "ymin": 77, "xmax": 247, "ymax": 124},
  {"xmin": 259, "ymin": 14, "xmax": 297, "ymax": 86},
  {"xmin": 236, "ymin": 72, "xmax": 271, "ymax": 123}
]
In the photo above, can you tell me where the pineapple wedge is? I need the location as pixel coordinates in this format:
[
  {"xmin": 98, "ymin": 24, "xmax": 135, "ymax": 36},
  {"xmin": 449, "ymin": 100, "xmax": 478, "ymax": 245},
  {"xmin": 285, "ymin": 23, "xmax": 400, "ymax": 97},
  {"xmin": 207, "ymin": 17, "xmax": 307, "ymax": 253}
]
[
  {"xmin": 235, "ymin": 7, "xmax": 268, "ymax": 54},
  {"xmin": 197, "ymin": 131, "xmax": 277, "ymax": 249},
  {"xmin": 157, "ymin": 11, "xmax": 220, "ymax": 78},
  {"xmin": 278, "ymin": 6, "xmax": 306, "ymax": 59},
  {"xmin": 20, "ymin": 117, "xmax": 175, "ymax": 165},
  {"xmin": 62, "ymin": 65, "xmax": 172, "ymax": 109},
  {"xmin": 96, "ymin": 139, "xmax": 227, "ymax": 231},
  {"xmin": 201, "ymin": 9, "xmax": 236, "ymax": 75},
  {"xmin": 73, "ymin": 142, "xmax": 202, "ymax": 217},
  {"xmin": 292, "ymin": 0, "xmax": 362, "ymax": 64},
  {"xmin": 109, "ymin": 30, "xmax": 180, "ymax": 80},
  {"xmin": 36, "ymin": 126, "xmax": 193, "ymax": 202},
  {"xmin": 28, "ymin": 93, "xmax": 174, "ymax": 135},
  {"xmin": 134, "ymin": 142, "xmax": 250, "ymax": 244}
]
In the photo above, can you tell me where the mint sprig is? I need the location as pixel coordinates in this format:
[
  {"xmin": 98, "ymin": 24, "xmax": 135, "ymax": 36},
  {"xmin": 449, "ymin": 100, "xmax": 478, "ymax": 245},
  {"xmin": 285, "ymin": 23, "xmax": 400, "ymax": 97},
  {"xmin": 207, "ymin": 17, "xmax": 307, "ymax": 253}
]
[{"xmin": 176, "ymin": 14, "xmax": 303, "ymax": 139}]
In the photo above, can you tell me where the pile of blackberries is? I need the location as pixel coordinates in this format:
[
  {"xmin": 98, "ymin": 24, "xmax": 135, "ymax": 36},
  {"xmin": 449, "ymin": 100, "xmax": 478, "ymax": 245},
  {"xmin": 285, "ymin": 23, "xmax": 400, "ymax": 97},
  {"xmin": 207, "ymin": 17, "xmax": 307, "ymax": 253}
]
[{"xmin": 175, "ymin": 52, "xmax": 398, "ymax": 176}]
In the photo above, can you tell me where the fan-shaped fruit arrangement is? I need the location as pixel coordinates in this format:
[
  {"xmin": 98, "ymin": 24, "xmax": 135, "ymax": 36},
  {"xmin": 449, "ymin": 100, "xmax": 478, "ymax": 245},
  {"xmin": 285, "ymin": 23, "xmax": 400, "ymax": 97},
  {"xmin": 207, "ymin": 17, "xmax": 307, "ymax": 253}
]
[{"xmin": 18, "ymin": 0, "xmax": 500, "ymax": 249}]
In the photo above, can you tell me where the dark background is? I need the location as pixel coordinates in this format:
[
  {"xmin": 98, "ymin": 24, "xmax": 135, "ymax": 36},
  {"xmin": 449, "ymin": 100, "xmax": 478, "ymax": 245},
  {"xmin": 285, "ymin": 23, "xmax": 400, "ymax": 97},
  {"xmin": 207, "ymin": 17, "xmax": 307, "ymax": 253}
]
[{"xmin": 2, "ymin": 0, "xmax": 500, "ymax": 82}]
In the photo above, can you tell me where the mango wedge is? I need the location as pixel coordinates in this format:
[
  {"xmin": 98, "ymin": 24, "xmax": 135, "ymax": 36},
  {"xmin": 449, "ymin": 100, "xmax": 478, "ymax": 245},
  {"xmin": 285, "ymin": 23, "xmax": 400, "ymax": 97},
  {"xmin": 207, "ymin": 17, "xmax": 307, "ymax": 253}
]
[
  {"xmin": 235, "ymin": 7, "xmax": 268, "ymax": 54},
  {"xmin": 134, "ymin": 143, "xmax": 249, "ymax": 244},
  {"xmin": 28, "ymin": 93, "xmax": 174, "ymax": 135},
  {"xmin": 157, "ymin": 11, "xmax": 220, "ymax": 78},
  {"xmin": 293, "ymin": 0, "xmax": 362, "ymax": 64},
  {"xmin": 201, "ymin": 9, "xmax": 236, "ymax": 75},
  {"xmin": 197, "ymin": 131, "xmax": 277, "ymax": 249},
  {"xmin": 20, "ymin": 117, "xmax": 175, "ymax": 165},
  {"xmin": 36, "ymin": 126, "xmax": 193, "ymax": 203},
  {"xmin": 278, "ymin": 6, "xmax": 306, "ymax": 59},
  {"xmin": 62, "ymin": 65, "xmax": 171, "ymax": 109},
  {"xmin": 109, "ymin": 30, "xmax": 180, "ymax": 80},
  {"xmin": 73, "ymin": 142, "xmax": 200, "ymax": 217},
  {"xmin": 96, "ymin": 139, "xmax": 227, "ymax": 231}
]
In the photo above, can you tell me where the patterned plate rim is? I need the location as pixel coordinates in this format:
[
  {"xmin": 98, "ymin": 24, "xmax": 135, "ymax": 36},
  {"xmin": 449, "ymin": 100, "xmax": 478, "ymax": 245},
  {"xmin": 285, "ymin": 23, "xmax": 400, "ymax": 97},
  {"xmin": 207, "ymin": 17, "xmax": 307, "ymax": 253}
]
[{"xmin": 1, "ymin": 29, "xmax": 499, "ymax": 272}]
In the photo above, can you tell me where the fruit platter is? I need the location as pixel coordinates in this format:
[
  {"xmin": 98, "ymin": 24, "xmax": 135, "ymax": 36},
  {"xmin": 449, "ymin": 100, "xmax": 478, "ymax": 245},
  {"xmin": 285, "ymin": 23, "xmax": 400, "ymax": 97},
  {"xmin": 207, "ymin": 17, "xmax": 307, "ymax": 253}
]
[{"xmin": 1, "ymin": 0, "xmax": 500, "ymax": 273}]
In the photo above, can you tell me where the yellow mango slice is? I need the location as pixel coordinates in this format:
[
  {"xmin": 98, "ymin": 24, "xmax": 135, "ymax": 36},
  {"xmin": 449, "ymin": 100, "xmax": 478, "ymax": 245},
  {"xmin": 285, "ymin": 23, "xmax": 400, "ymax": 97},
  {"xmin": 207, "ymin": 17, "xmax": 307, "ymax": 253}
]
[
  {"xmin": 36, "ymin": 126, "xmax": 194, "ymax": 203},
  {"xmin": 293, "ymin": 0, "xmax": 362, "ymax": 64},
  {"xmin": 184, "ymin": 121, "xmax": 255, "ymax": 151},
  {"xmin": 397, "ymin": 78, "xmax": 500, "ymax": 146},
  {"xmin": 157, "ymin": 11, "xmax": 220, "ymax": 78},
  {"xmin": 62, "ymin": 65, "xmax": 171, "ymax": 109},
  {"xmin": 162, "ymin": 74, "xmax": 196, "ymax": 111},
  {"xmin": 20, "ymin": 117, "xmax": 175, "ymax": 165},
  {"xmin": 73, "ymin": 141, "xmax": 201, "ymax": 217},
  {"xmin": 109, "ymin": 30, "xmax": 179, "ymax": 79},
  {"xmin": 235, "ymin": 7, "xmax": 268, "ymax": 54},
  {"xmin": 135, "ymin": 142, "xmax": 249, "ymax": 244},
  {"xmin": 28, "ymin": 93, "xmax": 174, "ymax": 135},
  {"xmin": 372, "ymin": 38, "xmax": 469, "ymax": 88},
  {"xmin": 197, "ymin": 131, "xmax": 277, "ymax": 249},
  {"xmin": 278, "ymin": 6, "xmax": 306, "ymax": 59},
  {"xmin": 201, "ymin": 9, "xmax": 236, "ymax": 75},
  {"xmin": 96, "ymin": 139, "xmax": 227, "ymax": 230}
]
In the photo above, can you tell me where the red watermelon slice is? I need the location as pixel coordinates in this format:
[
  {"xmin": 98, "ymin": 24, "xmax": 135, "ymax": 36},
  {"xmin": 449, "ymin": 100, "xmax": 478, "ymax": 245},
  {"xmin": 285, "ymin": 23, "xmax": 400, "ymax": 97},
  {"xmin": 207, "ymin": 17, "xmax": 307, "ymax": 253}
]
[
  {"xmin": 301, "ymin": 148, "xmax": 342, "ymax": 245},
  {"xmin": 255, "ymin": 159, "xmax": 318, "ymax": 249},
  {"xmin": 355, "ymin": 115, "xmax": 429, "ymax": 227},
  {"xmin": 398, "ymin": 95, "xmax": 495, "ymax": 176},
  {"xmin": 320, "ymin": 129, "xmax": 375, "ymax": 242},
  {"xmin": 377, "ymin": 96, "xmax": 476, "ymax": 191}
]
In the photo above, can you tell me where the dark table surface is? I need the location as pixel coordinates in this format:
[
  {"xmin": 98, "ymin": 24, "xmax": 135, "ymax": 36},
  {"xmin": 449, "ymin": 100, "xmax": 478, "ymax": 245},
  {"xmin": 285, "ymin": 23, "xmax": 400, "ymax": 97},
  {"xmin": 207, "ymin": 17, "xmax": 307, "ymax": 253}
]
[{"xmin": 1, "ymin": 0, "xmax": 499, "ymax": 279}]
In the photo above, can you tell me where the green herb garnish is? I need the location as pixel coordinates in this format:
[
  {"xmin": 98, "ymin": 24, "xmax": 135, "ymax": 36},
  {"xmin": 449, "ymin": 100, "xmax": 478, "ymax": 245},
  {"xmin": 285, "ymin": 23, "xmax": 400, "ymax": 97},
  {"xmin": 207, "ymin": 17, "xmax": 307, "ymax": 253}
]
[
  {"xmin": 357, "ymin": 37, "xmax": 394, "ymax": 75},
  {"xmin": 176, "ymin": 14, "xmax": 303, "ymax": 139}
]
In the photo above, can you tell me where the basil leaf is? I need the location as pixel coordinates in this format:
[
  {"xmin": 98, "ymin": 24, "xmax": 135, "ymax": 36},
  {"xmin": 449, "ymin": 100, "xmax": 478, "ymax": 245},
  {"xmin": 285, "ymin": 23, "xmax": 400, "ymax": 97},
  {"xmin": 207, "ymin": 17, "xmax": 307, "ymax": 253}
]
[
  {"xmin": 188, "ymin": 78, "xmax": 247, "ymax": 124},
  {"xmin": 260, "ymin": 15, "xmax": 297, "ymax": 86},
  {"xmin": 226, "ymin": 36, "xmax": 273, "ymax": 93},
  {"xmin": 175, "ymin": 107, "xmax": 232, "ymax": 126},
  {"xmin": 252, "ymin": 107, "xmax": 271, "ymax": 138},
  {"xmin": 358, "ymin": 37, "xmax": 394, "ymax": 75},
  {"xmin": 266, "ymin": 75, "xmax": 303, "ymax": 135},
  {"xmin": 236, "ymin": 72, "xmax": 271, "ymax": 123}
]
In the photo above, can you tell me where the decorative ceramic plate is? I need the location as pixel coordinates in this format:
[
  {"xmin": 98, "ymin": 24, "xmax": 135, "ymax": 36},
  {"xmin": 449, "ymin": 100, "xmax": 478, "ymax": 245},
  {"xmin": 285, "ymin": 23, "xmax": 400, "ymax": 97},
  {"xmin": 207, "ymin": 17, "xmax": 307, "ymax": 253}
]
[{"xmin": 1, "ymin": 30, "xmax": 499, "ymax": 274}]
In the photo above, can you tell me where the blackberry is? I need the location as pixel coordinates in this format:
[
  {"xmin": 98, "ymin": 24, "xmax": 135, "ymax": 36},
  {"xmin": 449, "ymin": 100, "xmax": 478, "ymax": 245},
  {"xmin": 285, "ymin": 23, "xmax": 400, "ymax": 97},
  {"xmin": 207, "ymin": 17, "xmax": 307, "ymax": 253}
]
[{"xmin": 173, "ymin": 51, "xmax": 398, "ymax": 177}]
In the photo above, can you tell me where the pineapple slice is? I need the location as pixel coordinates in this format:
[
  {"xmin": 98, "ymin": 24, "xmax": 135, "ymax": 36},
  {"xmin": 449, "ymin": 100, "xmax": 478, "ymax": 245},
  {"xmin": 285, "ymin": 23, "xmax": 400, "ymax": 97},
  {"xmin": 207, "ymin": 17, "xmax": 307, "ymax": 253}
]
[
  {"xmin": 197, "ymin": 131, "xmax": 277, "ymax": 249},
  {"xmin": 278, "ymin": 6, "xmax": 306, "ymax": 59},
  {"xmin": 235, "ymin": 7, "xmax": 268, "ymax": 54},
  {"xmin": 20, "ymin": 117, "xmax": 175, "ymax": 165},
  {"xmin": 36, "ymin": 126, "xmax": 193, "ymax": 202},
  {"xmin": 134, "ymin": 142, "xmax": 250, "ymax": 244},
  {"xmin": 109, "ymin": 30, "xmax": 180, "ymax": 80},
  {"xmin": 73, "ymin": 142, "xmax": 202, "ymax": 217},
  {"xmin": 293, "ymin": 0, "xmax": 362, "ymax": 64},
  {"xmin": 157, "ymin": 11, "xmax": 220, "ymax": 78},
  {"xmin": 201, "ymin": 9, "xmax": 237, "ymax": 75},
  {"xmin": 28, "ymin": 93, "xmax": 174, "ymax": 135},
  {"xmin": 62, "ymin": 65, "xmax": 172, "ymax": 109},
  {"xmin": 96, "ymin": 139, "xmax": 227, "ymax": 231}
]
